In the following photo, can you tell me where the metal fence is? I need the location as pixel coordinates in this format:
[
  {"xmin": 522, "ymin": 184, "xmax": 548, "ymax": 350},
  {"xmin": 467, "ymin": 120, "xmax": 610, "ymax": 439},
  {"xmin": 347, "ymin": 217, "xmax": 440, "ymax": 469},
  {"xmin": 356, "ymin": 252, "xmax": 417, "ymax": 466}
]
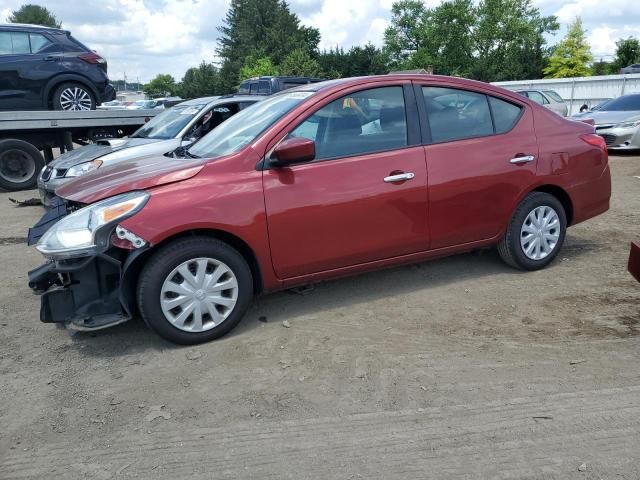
[{"xmin": 493, "ymin": 74, "xmax": 640, "ymax": 115}]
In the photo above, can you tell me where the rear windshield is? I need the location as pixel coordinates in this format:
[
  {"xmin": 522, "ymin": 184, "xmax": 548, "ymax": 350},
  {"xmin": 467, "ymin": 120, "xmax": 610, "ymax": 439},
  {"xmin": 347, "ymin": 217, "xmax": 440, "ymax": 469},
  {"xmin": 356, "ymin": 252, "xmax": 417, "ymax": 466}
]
[
  {"xmin": 598, "ymin": 95, "xmax": 640, "ymax": 111},
  {"xmin": 543, "ymin": 90, "xmax": 563, "ymax": 102},
  {"xmin": 131, "ymin": 104, "xmax": 206, "ymax": 139},
  {"xmin": 188, "ymin": 91, "xmax": 314, "ymax": 159}
]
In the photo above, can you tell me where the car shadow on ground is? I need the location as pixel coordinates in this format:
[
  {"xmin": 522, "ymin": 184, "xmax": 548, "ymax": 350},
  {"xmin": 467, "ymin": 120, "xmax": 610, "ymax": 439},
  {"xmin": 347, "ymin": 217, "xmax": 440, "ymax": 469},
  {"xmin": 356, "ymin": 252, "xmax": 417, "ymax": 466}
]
[{"xmin": 72, "ymin": 235, "xmax": 597, "ymax": 355}]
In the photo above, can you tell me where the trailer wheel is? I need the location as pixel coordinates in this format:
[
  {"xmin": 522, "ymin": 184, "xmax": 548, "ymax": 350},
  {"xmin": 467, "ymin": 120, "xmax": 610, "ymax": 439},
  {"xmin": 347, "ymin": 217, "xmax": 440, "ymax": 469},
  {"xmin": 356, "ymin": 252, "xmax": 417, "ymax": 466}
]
[{"xmin": 0, "ymin": 139, "xmax": 44, "ymax": 191}]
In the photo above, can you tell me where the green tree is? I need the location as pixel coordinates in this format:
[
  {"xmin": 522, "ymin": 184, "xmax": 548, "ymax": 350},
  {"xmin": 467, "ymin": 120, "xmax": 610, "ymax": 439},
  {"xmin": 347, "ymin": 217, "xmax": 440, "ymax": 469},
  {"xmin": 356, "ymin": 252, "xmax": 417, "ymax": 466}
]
[
  {"xmin": 143, "ymin": 74, "xmax": 178, "ymax": 98},
  {"xmin": 591, "ymin": 58, "xmax": 611, "ymax": 76},
  {"xmin": 610, "ymin": 37, "xmax": 640, "ymax": 73},
  {"xmin": 383, "ymin": 0, "xmax": 429, "ymax": 68},
  {"xmin": 473, "ymin": 0, "xmax": 559, "ymax": 81},
  {"xmin": 7, "ymin": 3, "xmax": 61, "ymax": 28},
  {"xmin": 544, "ymin": 17, "xmax": 592, "ymax": 78},
  {"xmin": 279, "ymin": 48, "xmax": 324, "ymax": 77},
  {"xmin": 383, "ymin": 0, "xmax": 557, "ymax": 81},
  {"xmin": 239, "ymin": 56, "xmax": 279, "ymax": 80},
  {"xmin": 217, "ymin": 0, "xmax": 320, "ymax": 92},
  {"xmin": 179, "ymin": 61, "xmax": 221, "ymax": 98}
]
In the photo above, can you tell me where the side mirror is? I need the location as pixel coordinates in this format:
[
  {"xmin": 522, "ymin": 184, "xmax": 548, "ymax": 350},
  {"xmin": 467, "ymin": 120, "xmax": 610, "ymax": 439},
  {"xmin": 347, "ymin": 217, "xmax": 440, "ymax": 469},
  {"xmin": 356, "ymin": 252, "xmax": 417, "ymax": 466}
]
[{"xmin": 271, "ymin": 137, "xmax": 315, "ymax": 167}]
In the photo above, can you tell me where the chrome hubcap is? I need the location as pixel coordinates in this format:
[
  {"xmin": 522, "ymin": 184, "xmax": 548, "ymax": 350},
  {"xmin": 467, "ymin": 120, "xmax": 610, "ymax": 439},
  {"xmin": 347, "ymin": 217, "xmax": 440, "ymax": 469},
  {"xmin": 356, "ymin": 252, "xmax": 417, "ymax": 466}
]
[
  {"xmin": 59, "ymin": 87, "xmax": 92, "ymax": 111},
  {"xmin": 160, "ymin": 257, "xmax": 239, "ymax": 333},
  {"xmin": 520, "ymin": 206, "xmax": 560, "ymax": 260}
]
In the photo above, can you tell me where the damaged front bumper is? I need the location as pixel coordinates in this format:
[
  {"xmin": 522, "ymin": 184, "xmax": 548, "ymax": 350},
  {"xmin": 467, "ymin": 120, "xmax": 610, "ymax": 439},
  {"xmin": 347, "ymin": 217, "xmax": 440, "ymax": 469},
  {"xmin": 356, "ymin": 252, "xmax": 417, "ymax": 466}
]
[{"xmin": 28, "ymin": 248, "xmax": 147, "ymax": 331}]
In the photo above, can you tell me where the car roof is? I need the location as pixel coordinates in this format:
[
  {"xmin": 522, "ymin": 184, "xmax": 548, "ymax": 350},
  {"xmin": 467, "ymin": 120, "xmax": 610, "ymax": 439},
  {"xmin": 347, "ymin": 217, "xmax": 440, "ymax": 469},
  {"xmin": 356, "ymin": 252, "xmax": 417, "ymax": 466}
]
[
  {"xmin": 0, "ymin": 23, "xmax": 68, "ymax": 34},
  {"xmin": 177, "ymin": 95, "xmax": 264, "ymax": 107}
]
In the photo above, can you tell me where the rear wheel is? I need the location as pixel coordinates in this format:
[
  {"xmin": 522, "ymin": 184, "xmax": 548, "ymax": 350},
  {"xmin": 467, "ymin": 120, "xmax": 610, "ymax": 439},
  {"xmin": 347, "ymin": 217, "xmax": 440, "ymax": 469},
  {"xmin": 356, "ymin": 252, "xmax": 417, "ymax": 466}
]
[
  {"xmin": 498, "ymin": 192, "xmax": 567, "ymax": 270},
  {"xmin": 0, "ymin": 139, "xmax": 44, "ymax": 191},
  {"xmin": 137, "ymin": 237, "xmax": 254, "ymax": 344},
  {"xmin": 52, "ymin": 82, "xmax": 95, "ymax": 111}
]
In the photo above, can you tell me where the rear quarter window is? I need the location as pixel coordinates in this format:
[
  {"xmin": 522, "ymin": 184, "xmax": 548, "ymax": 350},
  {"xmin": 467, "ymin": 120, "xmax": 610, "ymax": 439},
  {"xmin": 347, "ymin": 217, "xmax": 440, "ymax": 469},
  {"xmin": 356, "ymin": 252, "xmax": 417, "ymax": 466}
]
[{"xmin": 489, "ymin": 96, "xmax": 523, "ymax": 134}]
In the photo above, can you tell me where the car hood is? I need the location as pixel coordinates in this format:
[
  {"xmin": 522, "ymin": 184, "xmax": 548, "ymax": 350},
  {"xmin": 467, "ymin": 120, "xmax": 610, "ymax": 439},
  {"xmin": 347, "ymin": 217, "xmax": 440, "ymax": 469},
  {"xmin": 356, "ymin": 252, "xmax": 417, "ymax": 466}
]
[
  {"xmin": 571, "ymin": 110, "xmax": 640, "ymax": 125},
  {"xmin": 56, "ymin": 153, "xmax": 205, "ymax": 204},
  {"xmin": 48, "ymin": 137, "xmax": 161, "ymax": 170}
]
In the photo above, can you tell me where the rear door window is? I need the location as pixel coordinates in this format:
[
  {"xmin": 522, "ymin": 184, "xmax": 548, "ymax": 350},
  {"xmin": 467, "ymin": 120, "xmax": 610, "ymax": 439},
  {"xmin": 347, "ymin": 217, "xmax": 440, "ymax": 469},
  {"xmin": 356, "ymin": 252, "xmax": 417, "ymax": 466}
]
[
  {"xmin": 29, "ymin": 33, "xmax": 53, "ymax": 53},
  {"xmin": 257, "ymin": 81, "xmax": 271, "ymax": 94},
  {"xmin": 527, "ymin": 91, "xmax": 548, "ymax": 105},
  {"xmin": 422, "ymin": 86, "xmax": 493, "ymax": 143}
]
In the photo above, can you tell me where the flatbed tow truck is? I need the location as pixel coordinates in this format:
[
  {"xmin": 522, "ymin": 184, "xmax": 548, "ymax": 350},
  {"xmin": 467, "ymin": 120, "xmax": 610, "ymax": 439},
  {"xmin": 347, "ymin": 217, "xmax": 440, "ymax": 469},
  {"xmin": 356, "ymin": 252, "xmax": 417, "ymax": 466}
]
[{"xmin": 0, "ymin": 109, "xmax": 158, "ymax": 191}]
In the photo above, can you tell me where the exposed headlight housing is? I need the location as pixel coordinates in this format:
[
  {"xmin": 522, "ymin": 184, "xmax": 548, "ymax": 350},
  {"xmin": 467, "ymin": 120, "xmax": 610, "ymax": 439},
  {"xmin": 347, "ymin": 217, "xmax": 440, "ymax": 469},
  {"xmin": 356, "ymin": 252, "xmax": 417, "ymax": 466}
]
[
  {"xmin": 65, "ymin": 159, "xmax": 103, "ymax": 178},
  {"xmin": 615, "ymin": 120, "xmax": 640, "ymax": 129},
  {"xmin": 36, "ymin": 191, "xmax": 149, "ymax": 259}
]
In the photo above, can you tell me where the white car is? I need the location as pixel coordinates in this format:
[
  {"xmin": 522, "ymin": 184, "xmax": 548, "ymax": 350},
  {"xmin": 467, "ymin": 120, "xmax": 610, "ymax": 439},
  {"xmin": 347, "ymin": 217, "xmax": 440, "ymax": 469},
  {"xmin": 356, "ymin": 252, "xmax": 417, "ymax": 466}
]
[{"xmin": 38, "ymin": 95, "xmax": 263, "ymax": 207}]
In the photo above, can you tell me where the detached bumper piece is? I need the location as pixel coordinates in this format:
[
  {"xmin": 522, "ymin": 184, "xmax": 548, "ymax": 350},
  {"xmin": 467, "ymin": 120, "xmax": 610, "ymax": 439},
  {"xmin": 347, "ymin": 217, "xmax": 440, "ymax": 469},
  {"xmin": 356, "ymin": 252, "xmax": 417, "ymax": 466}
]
[{"xmin": 28, "ymin": 254, "xmax": 131, "ymax": 331}]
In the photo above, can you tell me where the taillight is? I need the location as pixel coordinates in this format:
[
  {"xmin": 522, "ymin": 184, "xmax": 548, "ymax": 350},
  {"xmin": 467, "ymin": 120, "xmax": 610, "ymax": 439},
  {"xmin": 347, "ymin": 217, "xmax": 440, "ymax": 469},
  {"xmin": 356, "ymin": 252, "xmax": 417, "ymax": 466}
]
[
  {"xmin": 79, "ymin": 52, "xmax": 106, "ymax": 64},
  {"xmin": 580, "ymin": 133, "xmax": 607, "ymax": 151}
]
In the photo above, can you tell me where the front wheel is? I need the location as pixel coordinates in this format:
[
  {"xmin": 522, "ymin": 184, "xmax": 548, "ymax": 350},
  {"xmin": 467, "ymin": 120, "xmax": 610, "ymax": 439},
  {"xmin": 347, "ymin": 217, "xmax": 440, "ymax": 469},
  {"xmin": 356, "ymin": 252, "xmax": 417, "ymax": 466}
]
[
  {"xmin": 498, "ymin": 192, "xmax": 567, "ymax": 270},
  {"xmin": 137, "ymin": 237, "xmax": 254, "ymax": 344}
]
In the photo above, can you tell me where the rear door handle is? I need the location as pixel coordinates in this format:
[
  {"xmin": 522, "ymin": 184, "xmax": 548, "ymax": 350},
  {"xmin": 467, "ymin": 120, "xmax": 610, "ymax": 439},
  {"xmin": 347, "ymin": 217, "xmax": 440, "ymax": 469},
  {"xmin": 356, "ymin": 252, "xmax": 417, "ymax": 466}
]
[
  {"xmin": 509, "ymin": 155, "xmax": 535, "ymax": 164},
  {"xmin": 384, "ymin": 172, "xmax": 415, "ymax": 183}
]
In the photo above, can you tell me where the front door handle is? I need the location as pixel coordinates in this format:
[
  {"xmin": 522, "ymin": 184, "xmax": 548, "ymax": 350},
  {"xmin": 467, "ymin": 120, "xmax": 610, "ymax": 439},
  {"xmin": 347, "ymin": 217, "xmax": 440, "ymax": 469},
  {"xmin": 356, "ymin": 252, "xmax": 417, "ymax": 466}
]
[
  {"xmin": 510, "ymin": 155, "xmax": 535, "ymax": 164},
  {"xmin": 384, "ymin": 172, "xmax": 415, "ymax": 183},
  {"xmin": 44, "ymin": 56, "xmax": 59, "ymax": 62}
]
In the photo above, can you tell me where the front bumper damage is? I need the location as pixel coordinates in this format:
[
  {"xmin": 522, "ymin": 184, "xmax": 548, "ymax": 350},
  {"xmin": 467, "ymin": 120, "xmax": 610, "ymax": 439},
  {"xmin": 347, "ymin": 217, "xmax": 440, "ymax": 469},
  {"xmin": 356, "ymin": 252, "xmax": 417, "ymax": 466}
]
[
  {"xmin": 27, "ymin": 201, "xmax": 149, "ymax": 331},
  {"xmin": 28, "ymin": 248, "xmax": 147, "ymax": 331}
]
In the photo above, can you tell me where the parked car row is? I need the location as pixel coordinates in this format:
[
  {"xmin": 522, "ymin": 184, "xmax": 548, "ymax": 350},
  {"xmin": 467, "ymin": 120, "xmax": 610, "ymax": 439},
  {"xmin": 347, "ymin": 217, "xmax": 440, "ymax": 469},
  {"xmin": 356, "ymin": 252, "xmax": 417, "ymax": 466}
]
[{"xmin": 27, "ymin": 74, "xmax": 611, "ymax": 345}]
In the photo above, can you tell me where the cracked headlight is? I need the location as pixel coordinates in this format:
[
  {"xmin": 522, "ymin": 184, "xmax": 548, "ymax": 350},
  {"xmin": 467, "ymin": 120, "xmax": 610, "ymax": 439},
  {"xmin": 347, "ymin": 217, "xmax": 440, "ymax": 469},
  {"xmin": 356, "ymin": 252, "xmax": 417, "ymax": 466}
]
[
  {"xmin": 65, "ymin": 159, "xmax": 103, "ymax": 178},
  {"xmin": 36, "ymin": 191, "xmax": 149, "ymax": 258}
]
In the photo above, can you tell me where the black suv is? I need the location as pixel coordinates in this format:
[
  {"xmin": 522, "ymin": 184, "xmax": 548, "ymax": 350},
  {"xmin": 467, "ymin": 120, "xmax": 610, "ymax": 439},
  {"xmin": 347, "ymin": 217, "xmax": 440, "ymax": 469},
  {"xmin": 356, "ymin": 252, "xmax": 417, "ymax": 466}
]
[
  {"xmin": 0, "ymin": 23, "xmax": 115, "ymax": 111},
  {"xmin": 237, "ymin": 76, "xmax": 323, "ymax": 95}
]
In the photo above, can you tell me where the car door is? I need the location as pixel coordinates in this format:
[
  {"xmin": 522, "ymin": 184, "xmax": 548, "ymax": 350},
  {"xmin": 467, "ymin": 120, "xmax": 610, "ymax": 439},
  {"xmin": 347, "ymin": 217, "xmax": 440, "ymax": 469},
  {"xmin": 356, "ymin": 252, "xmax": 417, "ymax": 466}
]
[
  {"xmin": 416, "ymin": 83, "xmax": 538, "ymax": 249},
  {"xmin": 263, "ymin": 84, "xmax": 428, "ymax": 279},
  {"xmin": 0, "ymin": 30, "xmax": 61, "ymax": 109}
]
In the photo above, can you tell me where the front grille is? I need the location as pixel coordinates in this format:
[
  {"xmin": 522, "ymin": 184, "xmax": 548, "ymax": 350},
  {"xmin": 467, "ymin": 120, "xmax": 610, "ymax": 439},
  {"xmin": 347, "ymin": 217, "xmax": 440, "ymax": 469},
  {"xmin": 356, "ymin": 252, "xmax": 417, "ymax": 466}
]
[
  {"xmin": 595, "ymin": 124, "xmax": 614, "ymax": 131},
  {"xmin": 599, "ymin": 133, "xmax": 617, "ymax": 146},
  {"xmin": 41, "ymin": 166, "xmax": 52, "ymax": 181},
  {"xmin": 54, "ymin": 168, "xmax": 67, "ymax": 178}
]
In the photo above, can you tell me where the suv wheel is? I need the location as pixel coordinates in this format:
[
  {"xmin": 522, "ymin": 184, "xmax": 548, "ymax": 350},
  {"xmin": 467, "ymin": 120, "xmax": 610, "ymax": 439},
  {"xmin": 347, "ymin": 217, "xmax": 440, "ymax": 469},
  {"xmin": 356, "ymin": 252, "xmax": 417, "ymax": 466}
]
[
  {"xmin": 52, "ymin": 83, "xmax": 95, "ymax": 111},
  {"xmin": 498, "ymin": 192, "xmax": 567, "ymax": 270},
  {"xmin": 137, "ymin": 237, "xmax": 254, "ymax": 344}
]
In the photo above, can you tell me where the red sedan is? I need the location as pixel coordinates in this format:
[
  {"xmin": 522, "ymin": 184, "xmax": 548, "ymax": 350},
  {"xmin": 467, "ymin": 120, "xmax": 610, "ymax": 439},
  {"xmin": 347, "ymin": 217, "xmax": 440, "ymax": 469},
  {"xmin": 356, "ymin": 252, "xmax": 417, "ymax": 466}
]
[{"xmin": 28, "ymin": 74, "xmax": 611, "ymax": 344}]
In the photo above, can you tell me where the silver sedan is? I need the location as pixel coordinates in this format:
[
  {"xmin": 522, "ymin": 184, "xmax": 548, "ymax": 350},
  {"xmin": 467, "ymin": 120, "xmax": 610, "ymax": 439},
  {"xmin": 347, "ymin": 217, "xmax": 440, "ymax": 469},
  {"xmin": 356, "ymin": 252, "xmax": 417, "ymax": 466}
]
[{"xmin": 571, "ymin": 94, "xmax": 640, "ymax": 150}]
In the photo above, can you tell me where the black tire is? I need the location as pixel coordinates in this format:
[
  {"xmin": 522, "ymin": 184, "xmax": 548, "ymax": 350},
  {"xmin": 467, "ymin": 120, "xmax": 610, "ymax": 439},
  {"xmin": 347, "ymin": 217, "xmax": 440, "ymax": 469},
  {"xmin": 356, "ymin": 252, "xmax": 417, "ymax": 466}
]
[
  {"xmin": 51, "ymin": 82, "xmax": 96, "ymax": 111},
  {"xmin": 498, "ymin": 192, "xmax": 567, "ymax": 270},
  {"xmin": 137, "ymin": 237, "xmax": 254, "ymax": 345},
  {"xmin": 0, "ymin": 139, "xmax": 45, "ymax": 191}
]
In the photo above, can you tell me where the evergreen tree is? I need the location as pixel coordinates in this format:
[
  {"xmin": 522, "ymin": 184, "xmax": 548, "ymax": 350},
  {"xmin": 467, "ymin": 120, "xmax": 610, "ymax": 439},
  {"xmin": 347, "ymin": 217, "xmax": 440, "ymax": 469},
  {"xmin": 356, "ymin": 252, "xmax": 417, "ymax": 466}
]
[
  {"xmin": 7, "ymin": 4, "xmax": 61, "ymax": 28},
  {"xmin": 544, "ymin": 18, "xmax": 592, "ymax": 78},
  {"xmin": 217, "ymin": 0, "xmax": 320, "ymax": 92}
]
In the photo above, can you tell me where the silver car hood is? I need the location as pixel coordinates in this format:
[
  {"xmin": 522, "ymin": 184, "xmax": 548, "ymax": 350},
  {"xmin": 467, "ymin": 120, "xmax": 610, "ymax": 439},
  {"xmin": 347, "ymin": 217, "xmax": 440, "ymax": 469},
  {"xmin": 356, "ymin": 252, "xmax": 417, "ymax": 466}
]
[
  {"xmin": 48, "ymin": 137, "xmax": 181, "ymax": 170},
  {"xmin": 572, "ymin": 110, "xmax": 640, "ymax": 125}
]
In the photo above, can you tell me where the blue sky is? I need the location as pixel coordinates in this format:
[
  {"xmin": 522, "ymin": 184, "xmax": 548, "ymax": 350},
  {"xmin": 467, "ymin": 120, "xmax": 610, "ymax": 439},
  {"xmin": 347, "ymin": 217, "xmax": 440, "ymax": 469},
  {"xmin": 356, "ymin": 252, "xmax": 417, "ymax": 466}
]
[{"xmin": 1, "ymin": 0, "xmax": 638, "ymax": 82}]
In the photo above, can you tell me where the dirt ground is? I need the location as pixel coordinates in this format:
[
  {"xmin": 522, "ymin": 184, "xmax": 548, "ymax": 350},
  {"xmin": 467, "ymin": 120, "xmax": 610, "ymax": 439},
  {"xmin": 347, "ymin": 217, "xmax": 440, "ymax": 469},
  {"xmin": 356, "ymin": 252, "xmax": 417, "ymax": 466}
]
[{"xmin": 1, "ymin": 155, "xmax": 639, "ymax": 479}]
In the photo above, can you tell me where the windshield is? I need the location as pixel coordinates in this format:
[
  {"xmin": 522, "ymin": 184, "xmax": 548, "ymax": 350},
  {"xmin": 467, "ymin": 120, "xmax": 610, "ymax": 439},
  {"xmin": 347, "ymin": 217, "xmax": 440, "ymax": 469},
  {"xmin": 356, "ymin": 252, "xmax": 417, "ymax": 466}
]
[
  {"xmin": 131, "ymin": 104, "xmax": 205, "ymax": 140},
  {"xmin": 599, "ymin": 95, "xmax": 640, "ymax": 111},
  {"xmin": 188, "ymin": 91, "xmax": 314, "ymax": 159},
  {"xmin": 543, "ymin": 90, "xmax": 563, "ymax": 103}
]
